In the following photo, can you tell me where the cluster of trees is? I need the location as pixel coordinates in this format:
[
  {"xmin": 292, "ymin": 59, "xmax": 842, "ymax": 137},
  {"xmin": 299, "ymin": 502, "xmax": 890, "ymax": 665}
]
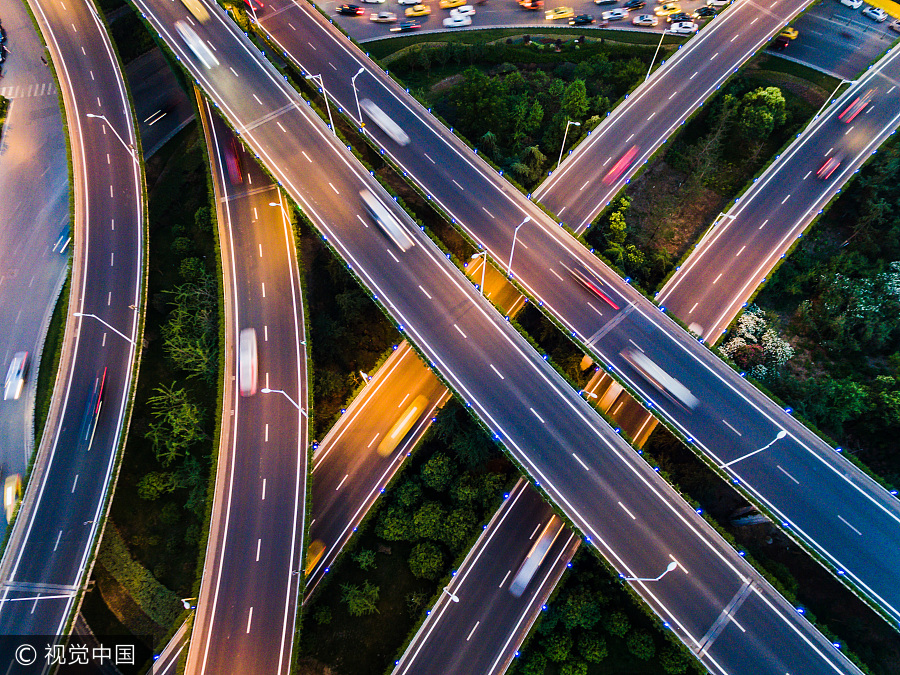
[
  {"xmin": 720, "ymin": 304, "xmax": 795, "ymax": 380},
  {"xmin": 373, "ymin": 403, "xmax": 508, "ymax": 581},
  {"xmin": 754, "ymin": 143, "xmax": 900, "ymax": 483},
  {"xmin": 513, "ymin": 553, "xmax": 697, "ymax": 675},
  {"xmin": 305, "ymin": 229, "xmax": 399, "ymax": 439},
  {"xmin": 430, "ymin": 50, "xmax": 648, "ymax": 188}
]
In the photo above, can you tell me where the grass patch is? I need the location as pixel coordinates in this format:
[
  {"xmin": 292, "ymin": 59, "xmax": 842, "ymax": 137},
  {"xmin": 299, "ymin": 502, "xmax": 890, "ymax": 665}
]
[
  {"xmin": 300, "ymin": 400, "xmax": 515, "ymax": 674},
  {"xmin": 33, "ymin": 278, "xmax": 69, "ymax": 447}
]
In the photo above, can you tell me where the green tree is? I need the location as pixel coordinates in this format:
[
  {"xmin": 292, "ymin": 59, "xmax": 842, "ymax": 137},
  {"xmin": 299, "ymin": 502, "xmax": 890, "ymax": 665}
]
[
  {"xmin": 395, "ymin": 480, "xmax": 424, "ymax": 509},
  {"xmin": 408, "ymin": 541, "xmax": 444, "ymax": 579},
  {"xmin": 413, "ymin": 501, "xmax": 446, "ymax": 540},
  {"xmin": 353, "ymin": 548, "xmax": 377, "ymax": 571},
  {"xmin": 421, "ymin": 452, "xmax": 456, "ymax": 492},
  {"xmin": 560, "ymin": 661, "xmax": 588, "ymax": 675},
  {"xmin": 659, "ymin": 644, "xmax": 692, "ymax": 674},
  {"xmin": 137, "ymin": 471, "xmax": 179, "ymax": 500},
  {"xmin": 341, "ymin": 580, "xmax": 380, "ymax": 616},
  {"xmin": 578, "ymin": 633, "xmax": 607, "ymax": 663},
  {"xmin": 544, "ymin": 633, "xmax": 573, "ymax": 662},
  {"xmin": 626, "ymin": 631, "xmax": 656, "ymax": 660},
  {"xmin": 441, "ymin": 508, "xmax": 477, "ymax": 551},
  {"xmin": 145, "ymin": 383, "xmax": 206, "ymax": 466},
  {"xmin": 376, "ymin": 505, "xmax": 414, "ymax": 541},
  {"xmin": 560, "ymin": 79, "xmax": 590, "ymax": 121},
  {"xmin": 314, "ymin": 606, "xmax": 332, "ymax": 625},
  {"xmin": 521, "ymin": 654, "xmax": 547, "ymax": 675},
  {"xmin": 602, "ymin": 610, "xmax": 630, "ymax": 637},
  {"xmin": 172, "ymin": 236, "xmax": 193, "ymax": 257},
  {"xmin": 560, "ymin": 588, "xmax": 604, "ymax": 631},
  {"xmin": 738, "ymin": 86, "xmax": 786, "ymax": 140},
  {"xmin": 179, "ymin": 257, "xmax": 204, "ymax": 280}
]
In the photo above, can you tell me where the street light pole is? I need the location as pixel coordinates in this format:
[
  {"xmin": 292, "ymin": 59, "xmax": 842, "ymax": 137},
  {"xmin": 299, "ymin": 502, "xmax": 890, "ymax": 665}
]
[
  {"xmin": 351, "ymin": 67, "xmax": 366, "ymax": 129},
  {"xmin": 305, "ymin": 73, "xmax": 335, "ymax": 135},
  {"xmin": 645, "ymin": 29, "xmax": 668, "ymax": 81},
  {"xmin": 620, "ymin": 560, "xmax": 678, "ymax": 582},
  {"xmin": 470, "ymin": 251, "xmax": 487, "ymax": 296},
  {"xmin": 442, "ymin": 586, "xmax": 460, "ymax": 603},
  {"xmin": 557, "ymin": 120, "xmax": 581, "ymax": 169},
  {"xmin": 85, "ymin": 113, "xmax": 138, "ymax": 162},
  {"xmin": 260, "ymin": 387, "xmax": 308, "ymax": 416},
  {"xmin": 506, "ymin": 216, "xmax": 531, "ymax": 278},
  {"xmin": 813, "ymin": 79, "xmax": 853, "ymax": 121},
  {"xmin": 73, "ymin": 312, "xmax": 136, "ymax": 345}
]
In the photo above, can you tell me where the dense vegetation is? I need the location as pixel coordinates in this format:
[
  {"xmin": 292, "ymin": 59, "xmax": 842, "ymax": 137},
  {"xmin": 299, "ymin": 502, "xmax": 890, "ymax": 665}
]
[
  {"xmin": 750, "ymin": 141, "xmax": 900, "ymax": 486},
  {"xmin": 300, "ymin": 400, "xmax": 514, "ymax": 674},
  {"xmin": 388, "ymin": 37, "xmax": 665, "ymax": 189},
  {"xmin": 587, "ymin": 72, "xmax": 825, "ymax": 291}
]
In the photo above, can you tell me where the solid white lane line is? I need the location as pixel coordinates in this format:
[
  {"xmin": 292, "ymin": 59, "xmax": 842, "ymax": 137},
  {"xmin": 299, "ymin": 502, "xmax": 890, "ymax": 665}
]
[
  {"xmin": 367, "ymin": 433, "xmax": 380, "ymax": 448},
  {"xmin": 530, "ymin": 408, "xmax": 545, "ymax": 423},
  {"xmin": 572, "ymin": 453, "xmax": 590, "ymax": 471},
  {"xmin": 454, "ymin": 323, "xmax": 467, "ymax": 338},
  {"xmin": 336, "ymin": 474, "xmax": 349, "ymax": 490},
  {"xmin": 490, "ymin": 364, "xmax": 505, "ymax": 380},
  {"xmin": 777, "ymin": 465, "xmax": 799, "ymax": 484},
  {"xmin": 419, "ymin": 285, "xmax": 432, "ymax": 299},
  {"xmin": 499, "ymin": 570, "xmax": 511, "ymax": 587},
  {"xmin": 466, "ymin": 622, "xmax": 479, "ymax": 641},
  {"xmin": 618, "ymin": 501, "xmax": 636, "ymax": 519},
  {"xmin": 256, "ymin": 539, "xmax": 261, "ymax": 561},
  {"xmin": 838, "ymin": 515, "xmax": 862, "ymax": 536},
  {"xmin": 246, "ymin": 607, "xmax": 253, "ymax": 633},
  {"xmin": 722, "ymin": 420, "xmax": 742, "ymax": 437}
]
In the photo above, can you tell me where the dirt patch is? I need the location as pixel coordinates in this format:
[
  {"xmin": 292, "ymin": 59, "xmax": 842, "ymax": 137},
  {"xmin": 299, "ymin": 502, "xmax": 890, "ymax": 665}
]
[{"xmin": 430, "ymin": 72, "xmax": 464, "ymax": 94}]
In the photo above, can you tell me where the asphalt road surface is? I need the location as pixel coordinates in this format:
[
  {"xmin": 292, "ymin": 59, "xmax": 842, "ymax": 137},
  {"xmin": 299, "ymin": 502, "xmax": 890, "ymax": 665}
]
[
  {"xmin": 0, "ymin": 0, "xmax": 143, "ymax": 661},
  {"xmin": 254, "ymin": 0, "xmax": 900, "ymax": 627},
  {"xmin": 657, "ymin": 50, "xmax": 900, "ymax": 342},
  {"xmin": 186, "ymin": 101, "xmax": 308, "ymax": 675},
  {"xmin": 132, "ymin": 1, "xmax": 863, "ymax": 670},
  {"xmin": 0, "ymin": 0, "xmax": 69, "ymax": 479},
  {"xmin": 394, "ymin": 480, "xmax": 580, "ymax": 675}
]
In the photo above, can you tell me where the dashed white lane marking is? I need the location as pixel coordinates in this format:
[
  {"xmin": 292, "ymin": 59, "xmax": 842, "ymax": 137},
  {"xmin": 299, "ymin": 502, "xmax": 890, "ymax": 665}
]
[
  {"xmin": 265, "ymin": 424, "xmax": 269, "ymax": 442},
  {"xmin": 262, "ymin": 282, "xmax": 266, "ymax": 298},
  {"xmin": 713, "ymin": 273, "xmax": 722, "ymax": 284},
  {"xmin": 587, "ymin": 302, "xmax": 603, "ymax": 317},
  {"xmin": 387, "ymin": 249, "xmax": 400, "ymax": 263},
  {"xmin": 489, "ymin": 364, "xmax": 504, "ymax": 380},
  {"xmin": 54, "ymin": 530, "xmax": 62, "ymax": 552},
  {"xmin": 246, "ymin": 607, "xmax": 253, "ymax": 633},
  {"xmin": 418, "ymin": 285, "xmax": 432, "ymax": 299},
  {"xmin": 735, "ymin": 246, "xmax": 746, "ymax": 257},
  {"xmin": 572, "ymin": 453, "xmax": 590, "ymax": 471},
  {"xmin": 307, "ymin": 41, "xmax": 317, "ymax": 50},
  {"xmin": 689, "ymin": 302, "xmax": 698, "ymax": 313},
  {"xmin": 781, "ymin": 194, "xmax": 790, "ymax": 204},
  {"xmin": 466, "ymin": 622, "xmax": 479, "ymax": 641},
  {"xmin": 452, "ymin": 179, "xmax": 464, "ymax": 190},
  {"xmin": 722, "ymin": 420, "xmax": 742, "ymax": 436},
  {"xmin": 758, "ymin": 218, "xmax": 768, "ymax": 230},
  {"xmin": 837, "ymin": 514, "xmax": 862, "ymax": 536},
  {"xmin": 618, "ymin": 501, "xmax": 636, "ymax": 519},
  {"xmin": 230, "ymin": 67, "xmax": 239, "ymax": 77},
  {"xmin": 367, "ymin": 433, "xmax": 380, "ymax": 448},
  {"xmin": 550, "ymin": 269, "xmax": 564, "ymax": 281},
  {"xmin": 71, "ymin": 475, "xmax": 78, "ymax": 493},
  {"xmin": 329, "ymin": 182, "xmax": 339, "ymax": 194},
  {"xmin": 256, "ymin": 539, "xmax": 261, "ymax": 561},
  {"xmin": 336, "ymin": 474, "xmax": 349, "ymax": 490},
  {"xmin": 277, "ymin": 122, "xmax": 287, "ymax": 132},
  {"xmin": 424, "ymin": 153, "xmax": 435, "ymax": 163},
  {"xmin": 690, "ymin": 71, "xmax": 698, "ymax": 79},
  {"xmin": 398, "ymin": 393, "xmax": 410, "ymax": 408},
  {"xmin": 499, "ymin": 570, "xmax": 511, "ymax": 587},
  {"xmin": 454, "ymin": 323, "xmax": 467, "ymax": 338},
  {"xmin": 777, "ymin": 464, "xmax": 799, "ymax": 484},
  {"xmin": 253, "ymin": 94, "xmax": 263, "ymax": 105},
  {"xmin": 482, "ymin": 207, "xmax": 495, "ymax": 219},
  {"xmin": 288, "ymin": 22, "xmax": 296, "ymax": 29},
  {"xmin": 262, "ymin": 478, "xmax": 267, "ymax": 500},
  {"xmin": 107, "ymin": 292, "xmax": 111, "ymax": 306},
  {"xmin": 580, "ymin": 180, "xmax": 590, "ymax": 190},
  {"xmin": 530, "ymin": 408, "xmax": 545, "ymax": 423}
]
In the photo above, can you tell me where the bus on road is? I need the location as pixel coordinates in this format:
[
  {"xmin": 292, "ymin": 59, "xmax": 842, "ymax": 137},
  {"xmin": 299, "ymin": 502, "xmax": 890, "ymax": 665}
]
[
  {"xmin": 509, "ymin": 515, "xmax": 564, "ymax": 597},
  {"xmin": 377, "ymin": 395, "xmax": 429, "ymax": 457}
]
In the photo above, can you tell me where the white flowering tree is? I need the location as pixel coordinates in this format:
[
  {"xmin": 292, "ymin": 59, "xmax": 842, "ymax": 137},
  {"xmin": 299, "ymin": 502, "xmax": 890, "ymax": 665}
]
[{"xmin": 721, "ymin": 305, "xmax": 794, "ymax": 379}]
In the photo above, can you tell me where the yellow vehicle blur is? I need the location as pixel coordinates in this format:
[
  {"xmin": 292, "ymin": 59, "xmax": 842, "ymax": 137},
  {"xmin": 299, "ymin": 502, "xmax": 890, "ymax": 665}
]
[
  {"xmin": 405, "ymin": 3, "xmax": 432, "ymax": 16},
  {"xmin": 305, "ymin": 539, "xmax": 327, "ymax": 576},
  {"xmin": 377, "ymin": 395, "xmax": 429, "ymax": 457},
  {"xmin": 654, "ymin": 2, "xmax": 680, "ymax": 15},
  {"xmin": 180, "ymin": 0, "xmax": 210, "ymax": 22},
  {"xmin": 779, "ymin": 26, "xmax": 798, "ymax": 39},
  {"xmin": 4, "ymin": 474, "xmax": 21, "ymax": 523},
  {"xmin": 544, "ymin": 5, "xmax": 574, "ymax": 19},
  {"xmin": 440, "ymin": 0, "xmax": 465, "ymax": 8}
]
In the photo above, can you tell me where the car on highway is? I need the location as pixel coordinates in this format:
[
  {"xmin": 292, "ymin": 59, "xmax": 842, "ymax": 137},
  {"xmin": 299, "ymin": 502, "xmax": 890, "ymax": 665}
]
[
  {"xmin": 839, "ymin": 87, "xmax": 877, "ymax": 122},
  {"xmin": 545, "ymin": 6, "xmax": 574, "ymax": 19},
  {"xmin": 180, "ymin": 0, "xmax": 210, "ymax": 23},
  {"xmin": 4, "ymin": 474, "xmax": 21, "ymax": 523},
  {"xmin": 439, "ymin": 0, "xmax": 465, "ymax": 7},
  {"xmin": 693, "ymin": 5, "xmax": 716, "ymax": 16},
  {"xmin": 632, "ymin": 13, "xmax": 658, "ymax": 24},
  {"xmin": 779, "ymin": 26, "xmax": 798, "ymax": 39},
  {"xmin": 361, "ymin": 98, "xmax": 411, "ymax": 145},
  {"xmin": 3, "ymin": 351, "xmax": 28, "ymax": 401},
  {"xmin": 174, "ymin": 20, "xmax": 218, "ymax": 69},
  {"xmin": 862, "ymin": 5, "xmax": 887, "ymax": 21},
  {"xmin": 601, "ymin": 8, "xmax": 629, "ymax": 20},
  {"xmin": 370, "ymin": 10, "xmax": 397, "ymax": 20},
  {"xmin": 669, "ymin": 20, "xmax": 698, "ymax": 33},
  {"xmin": 705, "ymin": 0, "xmax": 729, "ymax": 5},
  {"xmin": 603, "ymin": 144, "xmax": 638, "ymax": 184},
  {"xmin": 623, "ymin": 0, "xmax": 645, "ymax": 8},
  {"xmin": 520, "ymin": 0, "xmax": 544, "ymax": 8},
  {"xmin": 840, "ymin": 0, "xmax": 862, "ymax": 8},
  {"xmin": 405, "ymin": 3, "xmax": 431, "ymax": 16},
  {"xmin": 816, "ymin": 154, "xmax": 843, "ymax": 180},
  {"xmin": 361, "ymin": 0, "xmax": 386, "ymax": 4},
  {"xmin": 666, "ymin": 11, "xmax": 692, "ymax": 22},
  {"xmin": 398, "ymin": 0, "xmax": 420, "ymax": 4},
  {"xmin": 239, "ymin": 328, "xmax": 258, "ymax": 397},
  {"xmin": 378, "ymin": 395, "xmax": 429, "ymax": 456},
  {"xmin": 568, "ymin": 265, "xmax": 620, "ymax": 309},
  {"xmin": 593, "ymin": 0, "xmax": 616, "ymax": 5},
  {"xmin": 451, "ymin": 4, "xmax": 476, "ymax": 15},
  {"xmin": 338, "ymin": 3, "xmax": 364, "ymax": 14},
  {"xmin": 770, "ymin": 34, "xmax": 790, "ymax": 49},
  {"xmin": 621, "ymin": 347, "xmax": 700, "ymax": 410},
  {"xmin": 654, "ymin": 2, "xmax": 681, "ymax": 15},
  {"xmin": 891, "ymin": 19, "xmax": 900, "ymax": 32},
  {"xmin": 570, "ymin": 13, "xmax": 595, "ymax": 24},
  {"xmin": 224, "ymin": 137, "xmax": 243, "ymax": 185},
  {"xmin": 391, "ymin": 19, "xmax": 421, "ymax": 29},
  {"xmin": 79, "ymin": 368, "xmax": 107, "ymax": 445},
  {"xmin": 509, "ymin": 516, "xmax": 564, "ymax": 597},
  {"xmin": 443, "ymin": 13, "xmax": 472, "ymax": 25},
  {"xmin": 243, "ymin": 0, "xmax": 264, "ymax": 10},
  {"xmin": 360, "ymin": 189, "xmax": 415, "ymax": 250},
  {"xmin": 305, "ymin": 540, "xmax": 327, "ymax": 576}
]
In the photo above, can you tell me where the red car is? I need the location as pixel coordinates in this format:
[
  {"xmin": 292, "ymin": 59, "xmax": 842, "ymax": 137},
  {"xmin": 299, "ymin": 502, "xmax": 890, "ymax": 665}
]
[
  {"xmin": 569, "ymin": 265, "xmax": 620, "ymax": 310},
  {"xmin": 816, "ymin": 154, "xmax": 843, "ymax": 180},
  {"xmin": 838, "ymin": 88, "xmax": 877, "ymax": 123},
  {"xmin": 244, "ymin": 0, "xmax": 264, "ymax": 9},
  {"xmin": 602, "ymin": 145, "xmax": 639, "ymax": 185}
]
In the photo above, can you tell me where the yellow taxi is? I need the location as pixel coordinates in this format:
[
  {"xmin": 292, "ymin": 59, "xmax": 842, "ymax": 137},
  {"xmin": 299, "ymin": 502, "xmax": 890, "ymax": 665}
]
[
  {"xmin": 780, "ymin": 26, "xmax": 799, "ymax": 39},
  {"xmin": 439, "ymin": 0, "xmax": 465, "ymax": 8},
  {"xmin": 305, "ymin": 540, "xmax": 327, "ymax": 576},
  {"xmin": 405, "ymin": 3, "xmax": 431, "ymax": 16},
  {"xmin": 545, "ymin": 5, "xmax": 574, "ymax": 19},
  {"xmin": 654, "ymin": 2, "xmax": 681, "ymax": 15},
  {"xmin": 4, "ymin": 474, "xmax": 21, "ymax": 523}
]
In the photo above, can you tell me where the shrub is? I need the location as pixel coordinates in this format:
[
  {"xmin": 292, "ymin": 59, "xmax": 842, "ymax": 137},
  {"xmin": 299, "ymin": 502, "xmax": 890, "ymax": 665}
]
[
  {"xmin": 408, "ymin": 542, "xmax": 444, "ymax": 579},
  {"xmin": 626, "ymin": 631, "xmax": 656, "ymax": 660}
]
